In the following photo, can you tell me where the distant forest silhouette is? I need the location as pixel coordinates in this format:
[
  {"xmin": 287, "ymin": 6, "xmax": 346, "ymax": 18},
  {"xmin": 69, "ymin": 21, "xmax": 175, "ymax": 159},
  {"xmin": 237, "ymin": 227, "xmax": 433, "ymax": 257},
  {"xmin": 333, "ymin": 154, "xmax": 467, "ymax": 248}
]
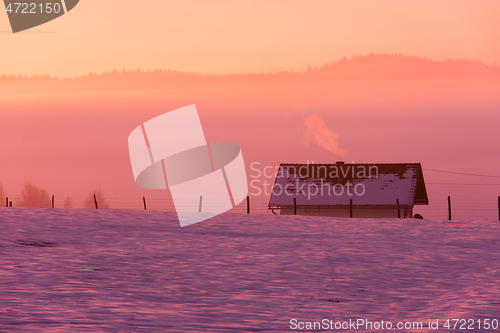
[
  {"xmin": 2, "ymin": 182, "xmax": 110, "ymax": 209},
  {"xmin": 1, "ymin": 54, "xmax": 499, "ymax": 93}
]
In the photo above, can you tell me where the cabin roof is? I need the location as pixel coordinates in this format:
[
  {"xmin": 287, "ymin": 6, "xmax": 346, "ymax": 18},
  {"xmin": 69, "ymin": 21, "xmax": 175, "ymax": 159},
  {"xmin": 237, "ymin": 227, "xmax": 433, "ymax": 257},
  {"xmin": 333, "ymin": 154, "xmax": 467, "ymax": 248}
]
[{"xmin": 268, "ymin": 163, "xmax": 429, "ymax": 207}]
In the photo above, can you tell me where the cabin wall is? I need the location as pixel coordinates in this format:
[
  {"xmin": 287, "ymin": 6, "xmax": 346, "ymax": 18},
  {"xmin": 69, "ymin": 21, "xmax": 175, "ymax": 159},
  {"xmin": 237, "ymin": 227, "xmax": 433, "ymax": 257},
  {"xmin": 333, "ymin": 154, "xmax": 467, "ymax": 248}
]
[{"xmin": 279, "ymin": 206, "xmax": 413, "ymax": 218}]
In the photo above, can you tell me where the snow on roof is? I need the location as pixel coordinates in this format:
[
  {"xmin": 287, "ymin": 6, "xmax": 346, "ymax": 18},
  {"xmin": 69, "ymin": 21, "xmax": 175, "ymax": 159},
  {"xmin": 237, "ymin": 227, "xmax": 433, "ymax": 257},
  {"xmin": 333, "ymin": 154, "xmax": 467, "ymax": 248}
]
[{"xmin": 268, "ymin": 163, "xmax": 428, "ymax": 207}]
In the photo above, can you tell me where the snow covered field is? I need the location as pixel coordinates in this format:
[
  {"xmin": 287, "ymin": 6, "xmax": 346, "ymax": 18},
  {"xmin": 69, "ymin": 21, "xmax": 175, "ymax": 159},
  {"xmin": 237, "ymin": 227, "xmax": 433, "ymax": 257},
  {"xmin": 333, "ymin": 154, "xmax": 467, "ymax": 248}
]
[{"xmin": 0, "ymin": 208, "xmax": 499, "ymax": 332}]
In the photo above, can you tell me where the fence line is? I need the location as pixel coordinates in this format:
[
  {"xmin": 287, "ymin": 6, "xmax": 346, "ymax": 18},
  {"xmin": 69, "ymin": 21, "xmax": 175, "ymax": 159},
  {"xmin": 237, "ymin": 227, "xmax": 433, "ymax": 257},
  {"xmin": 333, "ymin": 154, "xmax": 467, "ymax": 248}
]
[{"xmin": 2, "ymin": 196, "xmax": 499, "ymax": 221}]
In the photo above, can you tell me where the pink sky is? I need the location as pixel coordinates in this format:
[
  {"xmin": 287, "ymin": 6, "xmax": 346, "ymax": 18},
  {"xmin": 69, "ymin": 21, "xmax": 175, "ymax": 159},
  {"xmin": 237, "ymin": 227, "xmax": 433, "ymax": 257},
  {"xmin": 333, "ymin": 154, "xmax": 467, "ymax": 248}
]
[{"xmin": 1, "ymin": 2, "xmax": 499, "ymax": 219}]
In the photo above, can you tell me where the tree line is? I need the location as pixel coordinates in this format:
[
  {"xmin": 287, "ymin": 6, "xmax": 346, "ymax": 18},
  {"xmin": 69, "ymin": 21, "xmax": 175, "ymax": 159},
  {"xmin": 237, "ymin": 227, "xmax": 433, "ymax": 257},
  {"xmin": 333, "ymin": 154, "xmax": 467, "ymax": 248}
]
[{"xmin": 0, "ymin": 182, "xmax": 110, "ymax": 209}]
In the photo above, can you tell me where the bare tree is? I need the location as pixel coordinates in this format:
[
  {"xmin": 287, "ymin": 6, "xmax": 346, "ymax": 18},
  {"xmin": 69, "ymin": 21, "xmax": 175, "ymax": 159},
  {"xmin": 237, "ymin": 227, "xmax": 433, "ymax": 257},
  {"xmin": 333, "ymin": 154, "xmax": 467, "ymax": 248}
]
[
  {"xmin": 18, "ymin": 182, "xmax": 51, "ymax": 208},
  {"xmin": 83, "ymin": 189, "xmax": 110, "ymax": 209},
  {"xmin": 63, "ymin": 195, "xmax": 74, "ymax": 209}
]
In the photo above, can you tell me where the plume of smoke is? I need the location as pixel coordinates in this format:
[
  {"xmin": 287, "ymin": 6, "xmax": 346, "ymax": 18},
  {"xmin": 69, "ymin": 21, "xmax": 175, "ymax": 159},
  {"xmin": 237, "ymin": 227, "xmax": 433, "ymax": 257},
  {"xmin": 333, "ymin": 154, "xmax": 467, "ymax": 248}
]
[{"xmin": 303, "ymin": 115, "xmax": 346, "ymax": 158}]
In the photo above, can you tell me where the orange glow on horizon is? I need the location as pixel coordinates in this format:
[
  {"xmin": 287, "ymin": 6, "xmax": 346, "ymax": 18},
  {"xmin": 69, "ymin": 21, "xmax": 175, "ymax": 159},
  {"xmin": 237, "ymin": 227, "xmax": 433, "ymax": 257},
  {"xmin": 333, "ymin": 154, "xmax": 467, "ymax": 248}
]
[{"xmin": 1, "ymin": 0, "xmax": 500, "ymax": 77}]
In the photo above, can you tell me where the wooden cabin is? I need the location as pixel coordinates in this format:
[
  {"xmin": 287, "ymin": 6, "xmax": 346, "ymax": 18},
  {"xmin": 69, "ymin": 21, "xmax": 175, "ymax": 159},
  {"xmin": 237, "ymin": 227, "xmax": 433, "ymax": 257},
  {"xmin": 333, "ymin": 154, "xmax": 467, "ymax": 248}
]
[{"xmin": 268, "ymin": 162, "xmax": 428, "ymax": 218}]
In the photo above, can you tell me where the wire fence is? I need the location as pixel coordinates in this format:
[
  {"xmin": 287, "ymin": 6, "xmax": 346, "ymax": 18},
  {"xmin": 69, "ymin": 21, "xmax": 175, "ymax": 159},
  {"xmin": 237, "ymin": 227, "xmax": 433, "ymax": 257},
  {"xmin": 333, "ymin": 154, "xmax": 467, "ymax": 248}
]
[
  {"xmin": 3, "ymin": 195, "xmax": 499, "ymax": 221},
  {"xmin": 413, "ymin": 198, "xmax": 500, "ymax": 221},
  {"xmin": 2, "ymin": 196, "xmax": 273, "ymax": 214}
]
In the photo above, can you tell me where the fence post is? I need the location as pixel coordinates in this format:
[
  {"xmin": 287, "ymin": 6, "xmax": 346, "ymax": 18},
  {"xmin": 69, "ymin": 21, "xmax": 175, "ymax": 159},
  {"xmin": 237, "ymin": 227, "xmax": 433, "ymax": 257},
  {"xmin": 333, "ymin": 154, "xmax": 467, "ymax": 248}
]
[
  {"xmin": 397, "ymin": 199, "xmax": 401, "ymax": 218},
  {"xmin": 9, "ymin": 201, "xmax": 12, "ymax": 207},
  {"xmin": 52, "ymin": 195, "xmax": 54, "ymax": 208},
  {"xmin": 143, "ymin": 197, "xmax": 147, "ymax": 210},
  {"xmin": 199, "ymin": 196, "xmax": 203, "ymax": 212},
  {"xmin": 294, "ymin": 198, "xmax": 297, "ymax": 215},
  {"xmin": 5, "ymin": 197, "xmax": 8, "ymax": 207},
  {"xmin": 94, "ymin": 194, "xmax": 98, "ymax": 209},
  {"xmin": 448, "ymin": 196, "xmax": 451, "ymax": 220},
  {"xmin": 350, "ymin": 199, "xmax": 353, "ymax": 218},
  {"xmin": 246, "ymin": 196, "xmax": 250, "ymax": 214}
]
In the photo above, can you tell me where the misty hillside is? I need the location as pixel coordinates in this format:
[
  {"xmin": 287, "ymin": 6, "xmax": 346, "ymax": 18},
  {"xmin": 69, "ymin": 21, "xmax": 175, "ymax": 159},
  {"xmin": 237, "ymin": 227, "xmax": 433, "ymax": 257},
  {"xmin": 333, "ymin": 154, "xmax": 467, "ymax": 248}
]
[{"xmin": 1, "ymin": 54, "xmax": 499, "ymax": 94}]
